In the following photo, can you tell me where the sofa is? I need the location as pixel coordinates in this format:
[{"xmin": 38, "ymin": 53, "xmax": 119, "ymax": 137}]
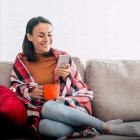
[{"xmin": 0, "ymin": 57, "xmax": 140, "ymax": 140}]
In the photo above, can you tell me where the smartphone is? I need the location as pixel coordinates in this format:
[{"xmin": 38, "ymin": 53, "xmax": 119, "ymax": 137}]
[{"xmin": 56, "ymin": 55, "xmax": 70, "ymax": 67}]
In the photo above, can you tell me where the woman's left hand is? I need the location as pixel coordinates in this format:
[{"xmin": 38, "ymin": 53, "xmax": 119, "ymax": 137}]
[{"xmin": 55, "ymin": 63, "xmax": 70, "ymax": 81}]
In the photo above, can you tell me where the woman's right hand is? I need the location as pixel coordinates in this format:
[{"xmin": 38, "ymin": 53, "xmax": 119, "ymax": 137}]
[{"xmin": 30, "ymin": 85, "xmax": 43, "ymax": 99}]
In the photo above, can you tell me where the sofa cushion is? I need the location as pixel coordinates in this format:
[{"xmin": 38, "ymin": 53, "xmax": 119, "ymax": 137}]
[
  {"xmin": 72, "ymin": 57, "xmax": 85, "ymax": 82},
  {"xmin": 86, "ymin": 59, "xmax": 140, "ymax": 121},
  {"xmin": 0, "ymin": 61, "xmax": 13, "ymax": 87},
  {"xmin": 0, "ymin": 85, "xmax": 28, "ymax": 127}
]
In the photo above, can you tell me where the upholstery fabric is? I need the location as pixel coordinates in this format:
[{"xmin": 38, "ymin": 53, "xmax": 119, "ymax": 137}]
[
  {"xmin": 0, "ymin": 62, "xmax": 13, "ymax": 87},
  {"xmin": 86, "ymin": 59, "xmax": 140, "ymax": 121},
  {"xmin": 0, "ymin": 85, "xmax": 28, "ymax": 127}
]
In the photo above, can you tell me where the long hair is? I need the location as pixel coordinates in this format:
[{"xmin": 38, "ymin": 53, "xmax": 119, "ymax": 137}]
[{"xmin": 22, "ymin": 16, "xmax": 52, "ymax": 62}]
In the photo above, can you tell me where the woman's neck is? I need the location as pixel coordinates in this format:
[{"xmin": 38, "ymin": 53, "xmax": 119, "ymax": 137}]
[{"xmin": 36, "ymin": 50, "xmax": 54, "ymax": 59}]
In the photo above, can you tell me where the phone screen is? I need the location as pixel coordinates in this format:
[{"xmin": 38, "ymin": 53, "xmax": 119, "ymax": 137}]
[{"xmin": 56, "ymin": 55, "xmax": 70, "ymax": 67}]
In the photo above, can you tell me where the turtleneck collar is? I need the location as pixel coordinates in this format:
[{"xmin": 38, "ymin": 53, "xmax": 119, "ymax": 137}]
[{"xmin": 35, "ymin": 50, "xmax": 54, "ymax": 59}]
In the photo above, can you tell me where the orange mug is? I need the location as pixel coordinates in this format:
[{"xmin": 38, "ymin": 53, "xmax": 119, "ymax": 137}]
[{"xmin": 43, "ymin": 84, "xmax": 60, "ymax": 100}]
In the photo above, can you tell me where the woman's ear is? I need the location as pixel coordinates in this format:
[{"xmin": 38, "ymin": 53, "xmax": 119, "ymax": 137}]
[{"xmin": 27, "ymin": 33, "xmax": 33, "ymax": 41}]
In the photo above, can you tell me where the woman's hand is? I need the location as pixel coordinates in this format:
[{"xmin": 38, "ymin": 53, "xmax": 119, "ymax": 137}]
[
  {"xmin": 55, "ymin": 64, "xmax": 70, "ymax": 81},
  {"xmin": 30, "ymin": 85, "xmax": 43, "ymax": 99}
]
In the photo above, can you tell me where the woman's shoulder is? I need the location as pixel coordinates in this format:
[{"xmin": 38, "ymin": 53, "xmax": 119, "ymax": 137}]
[
  {"xmin": 51, "ymin": 48, "xmax": 70, "ymax": 56},
  {"xmin": 13, "ymin": 52, "xmax": 25, "ymax": 63},
  {"xmin": 14, "ymin": 52, "xmax": 24, "ymax": 57}
]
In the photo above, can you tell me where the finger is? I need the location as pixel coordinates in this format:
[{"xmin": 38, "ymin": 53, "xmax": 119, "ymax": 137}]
[
  {"xmin": 55, "ymin": 72, "xmax": 69, "ymax": 78},
  {"xmin": 30, "ymin": 92, "xmax": 40, "ymax": 99},
  {"xmin": 55, "ymin": 71, "xmax": 69, "ymax": 76},
  {"xmin": 34, "ymin": 92, "xmax": 43, "ymax": 98},
  {"xmin": 34, "ymin": 87, "xmax": 43, "ymax": 92},
  {"xmin": 55, "ymin": 67, "xmax": 64, "ymax": 71},
  {"xmin": 55, "ymin": 68, "xmax": 70, "ymax": 73},
  {"xmin": 56, "ymin": 67, "xmax": 70, "ymax": 72},
  {"xmin": 58, "ymin": 64, "xmax": 70, "ymax": 69},
  {"xmin": 35, "ymin": 88, "xmax": 44, "ymax": 93},
  {"xmin": 36, "ymin": 95, "xmax": 43, "ymax": 99},
  {"xmin": 64, "ymin": 63, "xmax": 70, "ymax": 68},
  {"xmin": 38, "ymin": 92, "xmax": 43, "ymax": 96},
  {"xmin": 38, "ymin": 89, "xmax": 44, "ymax": 92},
  {"xmin": 37, "ymin": 85, "xmax": 44, "ymax": 89}
]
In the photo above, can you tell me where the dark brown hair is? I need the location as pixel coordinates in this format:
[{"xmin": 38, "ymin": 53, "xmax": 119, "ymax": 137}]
[{"xmin": 22, "ymin": 16, "xmax": 52, "ymax": 62}]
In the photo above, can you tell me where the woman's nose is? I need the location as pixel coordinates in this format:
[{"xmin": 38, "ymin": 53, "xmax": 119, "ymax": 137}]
[{"xmin": 44, "ymin": 35, "xmax": 49, "ymax": 41}]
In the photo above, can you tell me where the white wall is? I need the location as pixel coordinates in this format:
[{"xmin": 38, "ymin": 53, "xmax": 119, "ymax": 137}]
[{"xmin": 1, "ymin": 0, "xmax": 140, "ymax": 64}]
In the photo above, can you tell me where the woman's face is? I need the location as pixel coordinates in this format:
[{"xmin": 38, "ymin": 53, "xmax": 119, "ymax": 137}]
[{"xmin": 27, "ymin": 23, "xmax": 53, "ymax": 54}]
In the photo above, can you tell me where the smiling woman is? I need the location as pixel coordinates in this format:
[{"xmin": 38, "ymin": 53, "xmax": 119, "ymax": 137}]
[
  {"xmin": 27, "ymin": 23, "xmax": 53, "ymax": 54},
  {"xmin": 9, "ymin": 16, "xmax": 140, "ymax": 139},
  {"xmin": 22, "ymin": 17, "xmax": 53, "ymax": 62}
]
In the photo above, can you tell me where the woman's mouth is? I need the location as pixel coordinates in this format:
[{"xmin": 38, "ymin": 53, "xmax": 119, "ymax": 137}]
[{"xmin": 42, "ymin": 44, "xmax": 50, "ymax": 47}]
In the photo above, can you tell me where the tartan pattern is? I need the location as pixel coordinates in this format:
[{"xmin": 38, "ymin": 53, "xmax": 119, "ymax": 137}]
[{"xmin": 10, "ymin": 48, "xmax": 94, "ymax": 129}]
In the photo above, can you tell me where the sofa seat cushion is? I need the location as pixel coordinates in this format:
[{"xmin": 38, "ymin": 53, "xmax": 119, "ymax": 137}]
[
  {"xmin": 86, "ymin": 59, "xmax": 140, "ymax": 121},
  {"xmin": 69, "ymin": 135, "xmax": 140, "ymax": 140},
  {"xmin": 68, "ymin": 121, "xmax": 140, "ymax": 140},
  {"xmin": 0, "ymin": 85, "xmax": 28, "ymax": 127}
]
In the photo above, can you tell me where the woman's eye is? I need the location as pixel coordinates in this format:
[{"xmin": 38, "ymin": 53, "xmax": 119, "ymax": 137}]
[{"xmin": 38, "ymin": 35, "xmax": 43, "ymax": 37}]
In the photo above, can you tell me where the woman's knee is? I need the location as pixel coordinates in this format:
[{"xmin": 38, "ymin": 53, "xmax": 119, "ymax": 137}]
[
  {"xmin": 42, "ymin": 100, "xmax": 56, "ymax": 115},
  {"xmin": 42, "ymin": 100, "xmax": 55, "ymax": 109},
  {"xmin": 38, "ymin": 119, "xmax": 74, "ymax": 138},
  {"xmin": 38, "ymin": 119, "xmax": 57, "ymax": 137},
  {"xmin": 42, "ymin": 100, "xmax": 68, "ymax": 119}
]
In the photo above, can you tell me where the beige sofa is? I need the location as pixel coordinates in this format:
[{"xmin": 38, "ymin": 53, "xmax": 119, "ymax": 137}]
[{"xmin": 0, "ymin": 58, "xmax": 140, "ymax": 140}]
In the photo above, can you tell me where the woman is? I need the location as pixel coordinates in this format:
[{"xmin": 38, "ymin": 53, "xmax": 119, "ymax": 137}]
[{"xmin": 10, "ymin": 16, "xmax": 140, "ymax": 139}]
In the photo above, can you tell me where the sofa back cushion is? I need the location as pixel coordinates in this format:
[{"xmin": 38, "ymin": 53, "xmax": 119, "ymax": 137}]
[
  {"xmin": 0, "ymin": 62, "xmax": 13, "ymax": 87},
  {"xmin": 72, "ymin": 57, "xmax": 85, "ymax": 82},
  {"xmin": 86, "ymin": 59, "xmax": 140, "ymax": 121},
  {"xmin": 0, "ymin": 57, "xmax": 85, "ymax": 88}
]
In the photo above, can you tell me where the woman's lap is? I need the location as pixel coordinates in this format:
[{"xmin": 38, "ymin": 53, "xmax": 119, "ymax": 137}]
[{"xmin": 39, "ymin": 100, "xmax": 103, "ymax": 138}]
